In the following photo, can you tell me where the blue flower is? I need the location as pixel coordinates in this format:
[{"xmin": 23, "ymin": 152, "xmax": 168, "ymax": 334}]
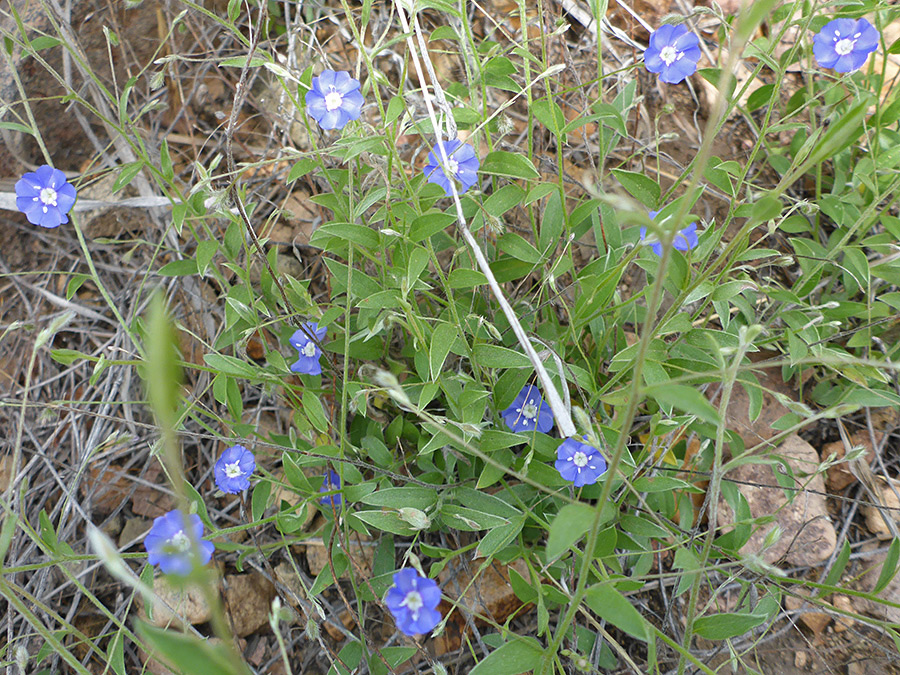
[
  {"xmin": 15, "ymin": 165, "xmax": 77, "ymax": 229},
  {"xmin": 501, "ymin": 385, "xmax": 555, "ymax": 434},
  {"xmin": 555, "ymin": 438, "xmax": 607, "ymax": 487},
  {"xmin": 424, "ymin": 139, "xmax": 480, "ymax": 196},
  {"xmin": 214, "ymin": 445, "xmax": 255, "ymax": 494},
  {"xmin": 289, "ymin": 322, "xmax": 327, "ymax": 375},
  {"xmin": 305, "ymin": 70, "xmax": 364, "ymax": 130},
  {"xmin": 644, "ymin": 24, "xmax": 702, "ymax": 84},
  {"xmin": 813, "ymin": 18, "xmax": 879, "ymax": 73},
  {"xmin": 143, "ymin": 510, "xmax": 214, "ymax": 576},
  {"xmin": 639, "ymin": 210, "xmax": 698, "ymax": 256},
  {"xmin": 319, "ymin": 470, "xmax": 342, "ymax": 506},
  {"xmin": 385, "ymin": 568, "xmax": 442, "ymax": 636}
]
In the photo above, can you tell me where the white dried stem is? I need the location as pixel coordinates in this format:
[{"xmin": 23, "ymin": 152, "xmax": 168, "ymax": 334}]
[{"xmin": 394, "ymin": 2, "xmax": 576, "ymax": 437}]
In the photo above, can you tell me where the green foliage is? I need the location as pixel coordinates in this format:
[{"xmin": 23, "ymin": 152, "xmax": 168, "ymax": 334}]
[{"xmin": 6, "ymin": 0, "xmax": 900, "ymax": 672}]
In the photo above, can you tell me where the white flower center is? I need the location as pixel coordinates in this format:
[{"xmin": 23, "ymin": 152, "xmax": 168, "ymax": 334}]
[
  {"xmin": 445, "ymin": 158, "xmax": 459, "ymax": 176},
  {"xmin": 324, "ymin": 89, "xmax": 344, "ymax": 112},
  {"xmin": 225, "ymin": 461, "xmax": 243, "ymax": 479},
  {"xmin": 402, "ymin": 590, "xmax": 424, "ymax": 619},
  {"xmin": 168, "ymin": 530, "xmax": 191, "ymax": 553},
  {"xmin": 659, "ymin": 46, "xmax": 680, "ymax": 66},
  {"xmin": 572, "ymin": 451, "xmax": 589, "ymax": 468},
  {"xmin": 301, "ymin": 342, "xmax": 317, "ymax": 358},
  {"xmin": 519, "ymin": 401, "xmax": 538, "ymax": 421},
  {"xmin": 39, "ymin": 187, "xmax": 58, "ymax": 207},
  {"xmin": 834, "ymin": 37, "xmax": 858, "ymax": 56}
]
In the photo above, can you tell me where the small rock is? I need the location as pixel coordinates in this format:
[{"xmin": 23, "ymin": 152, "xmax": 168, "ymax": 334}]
[
  {"xmin": 439, "ymin": 557, "xmax": 530, "ymax": 624},
  {"xmin": 794, "ymin": 650, "xmax": 808, "ymax": 669},
  {"xmin": 832, "ymin": 595, "xmax": 855, "ymax": 632},
  {"xmin": 101, "ymin": 513, "xmax": 124, "ymax": 539},
  {"xmin": 273, "ymin": 561, "xmax": 306, "ymax": 610},
  {"xmin": 323, "ymin": 610, "xmax": 355, "ymax": 642},
  {"xmin": 862, "ymin": 477, "xmax": 900, "ymax": 540},
  {"xmin": 717, "ymin": 434, "xmax": 837, "ymax": 566},
  {"xmin": 822, "ymin": 432, "xmax": 876, "ymax": 491},
  {"xmin": 784, "ymin": 593, "xmax": 830, "ymax": 634},
  {"xmin": 118, "ymin": 517, "xmax": 150, "ymax": 548},
  {"xmin": 712, "ymin": 352, "xmax": 796, "ymax": 449},
  {"xmin": 224, "ymin": 572, "xmax": 276, "ymax": 637},
  {"xmin": 140, "ymin": 576, "xmax": 212, "ymax": 627},
  {"xmin": 304, "ymin": 536, "xmax": 376, "ymax": 577}
]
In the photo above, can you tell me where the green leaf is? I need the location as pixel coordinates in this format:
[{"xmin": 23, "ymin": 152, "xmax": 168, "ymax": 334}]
[
  {"xmin": 107, "ymin": 630, "xmax": 126, "ymax": 675},
  {"xmin": 409, "ymin": 212, "xmax": 456, "ymax": 241},
  {"xmin": 498, "ymin": 233, "xmax": 542, "ymax": 264},
  {"xmin": 749, "ymin": 195, "xmax": 783, "ymax": 225},
  {"xmin": 203, "ymin": 353, "xmax": 258, "ymax": 379},
  {"xmin": 361, "ymin": 487, "xmax": 439, "ymax": 510},
  {"xmin": 611, "ymin": 169, "xmax": 660, "ymax": 208},
  {"xmin": 538, "ymin": 190, "xmax": 564, "ymax": 252},
  {"xmin": 483, "ymin": 184, "xmax": 525, "ymax": 218},
  {"xmin": 646, "ymin": 384, "xmax": 720, "ymax": 424},
  {"xmin": 546, "ymin": 503, "xmax": 596, "ymax": 561},
  {"xmin": 158, "ymin": 259, "xmax": 199, "ymax": 277},
  {"xmin": 184, "ymin": 483, "xmax": 211, "ymax": 527},
  {"xmin": 303, "ymin": 390, "xmax": 330, "ymax": 432},
  {"xmin": 29, "ymin": 35, "xmax": 61, "ymax": 51},
  {"xmin": 196, "ymin": 240, "xmax": 218, "ymax": 276},
  {"xmin": 873, "ymin": 538, "xmax": 900, "ymax": 594},
  {"xmin": 310, "ymin": 222, "xmax": 380, "ymax": 250},
  {"xmin": 672, "ymin": 547, "xmax": 701, "ymax": 596},
  {"xmin": 469, "ymin": 637, "xmax": 544, "ymax": 675},
  {"xmin": 692, "ymin": 611, "xmax": 769, "ymax": 640},
  {"xmin": 65, "ymin": 273, "xmax": 90, "ymax": 301},
  {"xmin": 585, "ymin": 583, "xmax": 649, "ymax": 641},
  {"xmin": 136, "ymin": 622, "xmax": 248, "ymax": 675},
  {"xmin": 219, "ymin": 55, "xmax": 268, "ymax": 68},
  {"xmin": 475, "ymin": 514, "xmax": 526, "ymax": 559},
  {"xmin": 251, "ymin": 479, "xmax": 271, "ymax": 521},
  {"xmin": 430, "ymin": 322, "xmax": 459, "ymax": 380},
  {"xmin": 533, "ymin": 99, "xmax": 566, "ymax": 136},
  {"xmin": 472, "ymin": 344, "xmax": 531, "ymax": 368},
  {"xmin": 288, "ymin": 158, "xmax": 318, "ymax": 182},
  {"xmin": 480, "ymin": 151, "xmax": 540, "ymax": 180},
  {"xmin": 112, "ymin": 160, "xmax": 143, "ymax": 193},
  {"xmin": 823, "ymin": 539, "xmax": 851, "ymax": 588},
  {"xmin": 782, "ymin": 99, "xmax": 869, "ymax": 188},
  {"xmin": 0, "ymin": 121, "xmax": 34, "ymax": 135},
  {"xmin": 440, "ymin": 504, "xmax": 509, "ymax": 531},
  {"xmin": 353, "ymin": 510, "xmax": 416, "ymax": 536},
  {"xmin": 447, "ymin": 268, "xmax": 487, "ymax": 288},
  {"xmin": 39, "ymin": 510, "xmax": 58, "ymax": 551}
]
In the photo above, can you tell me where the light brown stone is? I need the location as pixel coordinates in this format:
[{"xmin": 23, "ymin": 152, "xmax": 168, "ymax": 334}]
[
  {"xmin": 832, "ymin": 595, "xmax": 855, "ymax": 632},
  {"xmin": 822, "ymin": 431, "xmax": 878, "ymax": 491},
  {"xmin": 862, "ymin": 477, "xmax": 900, "ymax": 540},
  {"xmin": 712, "ymin": 352, "xmax": 797, "ymax": 450},
  {"xmin": 139, "ymin": 576, "xmax": 212, "ymax": 628},
  {"xmin": 438, "ymin": 557, "xmax": 530, "ymax": 624},
  {"xmin": 717, "ymin": 434, "xmax": 836, "ymax": 566},
  {"xmin": 304, "ymin": 536, "xmax": 376, "ymax": 577},
  {"xmin": 118, "ymin": 517, "xmax": 150, "ymax": 548},
  {"xmin": 224, "ymin": 572, "xmax": 277, "ymax": 637},
  {"xmin": 784, "ymin": 592, "xmax": 830, "ymax": 634}
]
